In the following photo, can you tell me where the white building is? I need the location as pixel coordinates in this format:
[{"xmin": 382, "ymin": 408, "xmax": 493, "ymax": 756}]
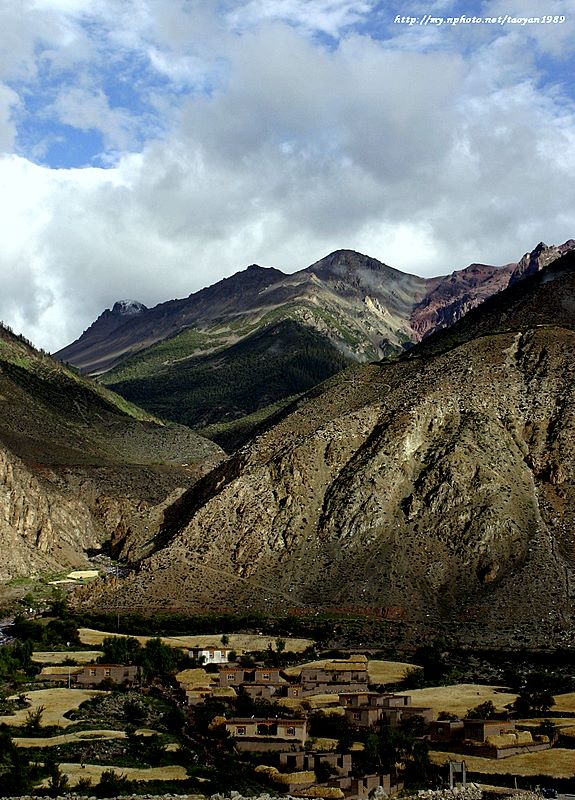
[{"xmin": 189, "ymin": 645, "xmax": 232, "ymax": 664}]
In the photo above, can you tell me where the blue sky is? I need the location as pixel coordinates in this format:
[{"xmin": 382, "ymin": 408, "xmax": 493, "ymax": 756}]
[{"xmin": 0, "ymin": 0, "xmax": 574, "ymax": 350}]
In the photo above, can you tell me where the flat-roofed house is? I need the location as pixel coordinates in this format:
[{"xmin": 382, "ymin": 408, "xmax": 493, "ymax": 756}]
[
  {"xmin": 342, "ymin": 692, "xmax": 433, "ymax": 729},
  {"xmin": 300, "ymin": 655, "xmax": 369, "ymax": 695},
  {"xmin": 75, "ymin": 664, "xmax": 139, "ymax": 687},
  {"xmin": 226, "ymin": 717, "xmax": 307, "ymax": 752},
  {"xmin": 189, "ymin": 645, "xmax": 233, "ymax": 664}
]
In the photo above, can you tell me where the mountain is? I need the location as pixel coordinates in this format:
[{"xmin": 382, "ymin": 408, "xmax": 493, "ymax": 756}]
[
  {"xmin": 55, "ymin": 243, "xmax": 574, "ymax": 451},
  {"xmin": 0, "ymin": 325, "xmax": 223, "ymax": 586},
  {"xmin": 74, "ymin": 250, "xmax": 575, "ymax": 649}
]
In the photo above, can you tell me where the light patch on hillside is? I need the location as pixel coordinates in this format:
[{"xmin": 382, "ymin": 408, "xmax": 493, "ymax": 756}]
[{"xmin": 0, "ymin": 688, "xmax": 107, "ymax": 728}]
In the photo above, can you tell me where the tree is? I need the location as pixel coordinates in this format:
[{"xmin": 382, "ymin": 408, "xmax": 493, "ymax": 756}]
[
  {"xmin": 99, "ymin": 636, "xmax": 142, "ymax": 665},
  {"xmin": 46, "ymin": 761, "xmax": 70, "ymax": 797},
  {"xmin": 221, "ymin": 634, "xmax": 230, "ymax": 646},
  {"xmin": 0, "ymin": 731, "xmax": 35, "ymax": 797},
  {"xmin": 24, "ymin": 704, "xmax": 44, "ymax": 734},
  {"xmin": 141, "ymin": 637, "xmax": 176, "ymax": 679},
  {"xmin": 512, "ymin": 690, "xmax": 555, "ymax": 717},
  {"xmin": 465, "ymin": 700, "xmax": 497, "ymax": 720},
  {"xmin": 402, "ymin": 667, "xmax": 426, "ymax": 689},
  {"xmin": 95, "ymin": 769, "xmax": 132, "ymax": 797},
  {"xmin": 437, "ymin": 710, "xmax": 459, "ymax": 721}
]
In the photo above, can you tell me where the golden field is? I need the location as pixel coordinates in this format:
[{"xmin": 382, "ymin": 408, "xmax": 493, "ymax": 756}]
[{"xmin": 78, "ymin": 627, "xmax": 312, "ymax": 653}]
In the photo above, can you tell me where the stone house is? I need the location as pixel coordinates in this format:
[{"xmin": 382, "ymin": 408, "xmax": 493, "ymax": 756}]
[
  {"xmin": 463, "ymin": 719, "xmax": 516, "ymax": 742},
  {"xmin": 279, "ymin": 751, "xmax": 353, "ymax": 777},
  {"xmin": 342, "ymin": 692, "xmax": 433, "ymax": 729},
  {"xmin": 218, "ymin": 666, "xmax": 283, "ymax": 685},
  {"xmin": 300, "ymin": 655, "xmax": 369, "ymax": 696},
  {"xmin": 226, "ymin": 717, "xmax": 307, "ymax": 751},
  {"xmin": 429, "ymin": 719, "xmax": 465, "ymax": 742},
  {"xmin": 75, "ymin": 664, "xmax": 140, "ymax": 687},
  {"xmin": 217, "ymin": 666, "xmax": 286, "ymax": 699}
]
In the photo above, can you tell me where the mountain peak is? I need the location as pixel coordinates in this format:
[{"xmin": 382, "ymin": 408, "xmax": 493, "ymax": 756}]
[{"xmin": 111, "ymin": 299, "xmax": 147, "ymax": 316}]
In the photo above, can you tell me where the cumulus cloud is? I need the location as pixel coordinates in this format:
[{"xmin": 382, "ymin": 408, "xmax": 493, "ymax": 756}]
[{"xmin": 0, "ymin": 1, "xmax": 574, "ymax": 352}]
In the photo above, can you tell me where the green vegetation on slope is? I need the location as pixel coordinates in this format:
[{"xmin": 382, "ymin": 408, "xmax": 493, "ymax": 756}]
[
  {"xmin": 101, "ymin": 327, "xmax": 229, "ymax": 384},
  {"xmin": 107, "ymin": 320, "xmax": 353, "ymax": 448},
  {"xmin": 0, "ymin": 323, "xmax": 218, "ymax": 466}
]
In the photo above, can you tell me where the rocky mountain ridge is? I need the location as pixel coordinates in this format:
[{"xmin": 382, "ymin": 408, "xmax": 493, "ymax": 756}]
[
  {"xmin": 55, "ymin": 242, "xmax": 574, "ymax": 451},
  {"xmin": 74, "ymin": 251, "xmax": 575, "ymax": 649},
  {"xmin": 58, "ymin": 241, "xmax": 574, "ymax": 375}
]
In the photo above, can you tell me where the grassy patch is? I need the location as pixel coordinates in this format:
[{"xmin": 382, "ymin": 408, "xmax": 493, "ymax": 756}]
[
  {"xmin": 430, "ymin": 748, "xmax": 575, "ymax": 778},
  {"xmin": 0, "ymin": 688, "xmax": 107, "ymax": 729},
  {"xmin": 395, "ymin": 684, "xmax": 518, "ymax": 717},
  {"xmin": 39, "ymin": 762, "xmax": 188, "ymax": 787},
  {"xmin": 32, "ymin": 651, "xmax": 103, "ymax": 665},
  {"xmin": 79, "ymin": 627, "xmax": 313, "ymax": 653}
]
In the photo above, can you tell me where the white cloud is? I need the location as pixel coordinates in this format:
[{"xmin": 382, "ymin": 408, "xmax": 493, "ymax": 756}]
[
  {"xmin": 0, "ymin": 2, "xmax": 574, "ymax": 353},
  {"xmin": 226, "ymin": 0, "xmax": 375, "ymax": 36},
  {"xmin": 49, "ymin": 86, "xmax": 142, "ymax": 150}
]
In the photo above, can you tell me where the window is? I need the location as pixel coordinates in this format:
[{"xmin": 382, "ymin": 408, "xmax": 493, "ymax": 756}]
[
  {"xmin": 227, "ymin": 673, "xmax": 236, "ymax": 681},
  {"xmin": 263, "ymin": 673, "xmax": 270, "ymax": 680},
  {"xmin": 353, "ymin": 712, "xmax": 361, "ymax": 720},
  {"xmin": 257, "ymin": 722, "xmax": 277, "ymax": 736},
  {"xmin": 286, "ymin": 726, "xmax": 296, "ymax": 736},
  {"xmin": 89, "ymin": 669, "xmax": 96, "ymax": 676},
  {"xmin": 104, "ymin": 669, "xmax": 111, "ymax": 677},
  {"xmin": 236, "ymin": 726, "xmax": 246, "ymax": 736}
]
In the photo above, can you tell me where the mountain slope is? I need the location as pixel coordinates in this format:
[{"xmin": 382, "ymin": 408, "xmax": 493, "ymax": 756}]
[
  {"xmin": 56, "ymin": 243, "xmax": 574, "ymax": 451},
  {"xmin": 76, "ymin": 251, "xmax": 575, "ymax": 648},
  {"xmin": 107, "ymin": 319, "xmax": 353, "ymax": 451},
  {"xmin": 0, "ymin": 326, "xmax": 223, "ymax": 583}
]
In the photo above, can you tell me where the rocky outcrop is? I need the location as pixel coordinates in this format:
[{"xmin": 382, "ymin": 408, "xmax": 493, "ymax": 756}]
[
  {"xmin": 0, "ymin": 444, "xmax": 102, "ymax": 580},
  {"xmin": 410, "ymin": 241, "xmax": 575, "ymax": 340}
]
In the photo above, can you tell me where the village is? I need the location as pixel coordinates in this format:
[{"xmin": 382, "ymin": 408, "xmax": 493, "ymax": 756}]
[{"xmin": 6, "ymin": 625, "xmax": 570, "ymax": 800}]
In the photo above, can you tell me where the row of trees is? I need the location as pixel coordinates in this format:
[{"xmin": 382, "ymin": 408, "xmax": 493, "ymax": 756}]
[{"xmin": 99, "ymin": 635, "xmax": 184, "ymax": 679}]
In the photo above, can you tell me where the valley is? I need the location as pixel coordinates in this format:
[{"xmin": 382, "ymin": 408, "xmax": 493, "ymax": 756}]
[
  {"xmin": 0, "ymin": 242, "xmax": 574, "ymax": 798},
  {"xmin": 0, "ymin": 610, "xmax": 574, "ymax": 798}
]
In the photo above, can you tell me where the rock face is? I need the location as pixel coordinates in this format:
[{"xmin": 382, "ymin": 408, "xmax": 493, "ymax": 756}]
[
  {"xmin": 0, "ymin": 326, "xmax": 223, "ymax": 583},
  {"xmin": 0, "ymin": 444, "xmax": 101, "ymax": 580},
  {"xmin": 81, "ymin": 252, "xmax": 575, "ymax": 648},
  {"xmin": 410, "ymin": 240, "xmax": 575, "ymax": 339}
]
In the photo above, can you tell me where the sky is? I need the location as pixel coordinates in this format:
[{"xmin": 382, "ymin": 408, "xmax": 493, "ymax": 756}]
[{"xmin": 1, "ymin": 0, "xmax": 574, "ymax": 352}]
